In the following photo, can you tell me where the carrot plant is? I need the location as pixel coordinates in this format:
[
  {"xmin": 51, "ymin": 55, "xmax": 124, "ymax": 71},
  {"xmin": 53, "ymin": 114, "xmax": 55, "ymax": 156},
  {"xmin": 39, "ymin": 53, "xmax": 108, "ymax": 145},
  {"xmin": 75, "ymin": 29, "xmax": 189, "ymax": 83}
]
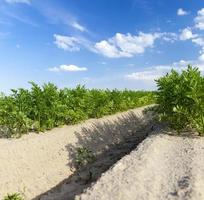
[
  {"xmin": 156, "ymin": 65, "xmax": 204, "ymax": 135},
  {"xmin": 0, "ymin": 84, "xmax": 155, "ymax": 137},
  {"xmin": 75, "ymin": 147, "xmax": 96, "ymax": 169},
  {"xmin": 3, "ymin": 193, "xmax": 24, "ymax": 200}
]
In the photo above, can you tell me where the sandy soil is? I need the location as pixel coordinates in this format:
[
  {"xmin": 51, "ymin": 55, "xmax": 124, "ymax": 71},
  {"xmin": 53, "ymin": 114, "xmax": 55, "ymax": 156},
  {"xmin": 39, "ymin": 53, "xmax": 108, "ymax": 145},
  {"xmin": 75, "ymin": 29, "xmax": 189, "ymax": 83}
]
[
  {"xmin": 0, "ymin": 106, "xmax": 153, "ymax": 200},
  {"xmin": 77, "ymin": 132, "xmax": 204, "ymax": 200}
]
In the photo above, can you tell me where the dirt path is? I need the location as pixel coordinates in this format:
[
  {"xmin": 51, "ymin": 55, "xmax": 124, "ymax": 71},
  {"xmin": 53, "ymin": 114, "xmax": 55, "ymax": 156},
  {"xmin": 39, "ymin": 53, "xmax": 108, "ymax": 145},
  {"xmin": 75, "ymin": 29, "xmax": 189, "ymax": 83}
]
[
  {"xmin": 77, "ymin": 133, "xmax": 204, "ymax": 200},
  {"xmin": 0, "ymin": 106, "xmax": 154, "ymax": 200}
]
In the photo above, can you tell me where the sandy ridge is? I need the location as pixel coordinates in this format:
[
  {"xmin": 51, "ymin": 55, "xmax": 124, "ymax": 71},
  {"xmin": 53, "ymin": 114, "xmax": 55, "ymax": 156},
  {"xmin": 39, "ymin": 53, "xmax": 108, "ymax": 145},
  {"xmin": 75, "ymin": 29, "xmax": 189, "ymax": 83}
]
[{"xmin": 76, "ymin": 133, "xmax": 204, "ymax": 200}]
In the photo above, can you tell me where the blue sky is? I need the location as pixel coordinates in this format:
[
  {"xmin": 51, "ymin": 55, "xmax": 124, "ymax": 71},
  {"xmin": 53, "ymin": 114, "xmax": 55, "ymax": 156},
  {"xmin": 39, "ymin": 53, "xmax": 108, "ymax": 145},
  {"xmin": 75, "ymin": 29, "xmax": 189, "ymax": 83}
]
[{"xmin": 0, "ymin": 0, "xmax": 204, "ymax": 92}]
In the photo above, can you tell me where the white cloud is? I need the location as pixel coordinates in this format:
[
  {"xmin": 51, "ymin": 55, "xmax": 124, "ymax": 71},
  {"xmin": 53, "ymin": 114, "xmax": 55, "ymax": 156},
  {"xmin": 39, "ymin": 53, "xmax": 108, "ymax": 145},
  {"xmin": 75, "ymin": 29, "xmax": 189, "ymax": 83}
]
[
  {"xmin": 125, "ymin": 64, "xmax": 175, "ymax": 81},
  {"xmin": 195, "ymin": 8, "xmax": 204, "ymax": 30},
  {"xmin": 161, "ymin": 32, "xmax": 178, "ymax": 43},
  {"xmin": 154, "ymin": 65, "xmax": 172, "ymax": 71},
  {"xmin": 49, "ymin": 64, "xmax": 87, "ymax": 72},
  {"xmin": 125, "ymin": 71, "xmax": 162, "ymax": 81},
  {"xmin": 193, "ymin": 39, "xmax": 204, "ymax": 61},
  {"xmin": 95, "ymin": 40, "xmax": 132, "ymax": 58},
  {"xmin": 199, "ymin": 54, "xmax": 204, "ymax": 61},
  {"xmin": 177, "ymin": 8, "xmax": 188, "ymax": 16},
  {"xmin": 5, "ymin": 0, "xmax": 31, "ymax": 4},
  {"xmin": 95, "ymin": 32, "xmax": 160, "ymax": 58},
  {"xmin": 37, "ymin": 6, "xmax": 87, "ymax": 33},
  {"xmin": 178, "ymin": 10, "xmax": 204, "ymax": 60},
  {"xmin": 71, "ymin": 22, "xmax": 86, "ymax": 32},
  {"xmin": 53, "ymin": 34, "xmax": 98, "ymax": 53},
  {"xmin": 192, "ymin": 37, "xmax": 204, "ymax": 46},
  {"xmin": 180, "ymin": 27, "xmax": 197, "ymax": 40},
  {"xmin": 54, "ymin": 34, "xmax": 80, "ymax": 51},
  {"xmin": 54, "ymin": 31, "xmax": 178, "ymax": 58},
  {"xmin": 191, "ymin": 37, "xmax": 204, "ymax": 59},
  {"xmin": 125, "ymin": 59, "xmax": 204, "ymax": 82}
]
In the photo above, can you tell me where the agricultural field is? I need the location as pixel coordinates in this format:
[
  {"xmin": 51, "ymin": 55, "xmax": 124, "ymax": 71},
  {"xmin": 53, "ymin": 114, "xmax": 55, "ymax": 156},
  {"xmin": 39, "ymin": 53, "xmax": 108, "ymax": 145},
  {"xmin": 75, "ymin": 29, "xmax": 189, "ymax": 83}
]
[
  {"xmin": 0, "ymin": 66, "xmax": 202, "ymax": 139},
  {"xmin": 1, "ymin": 1, "xmax": 204, "ymax": 199},
  {"xmin": 0, "ymin": 66, "xmax": 203, "ymax": 200},
  {"xmin": 0, "ymin": 84, "xmax": 155, "ymax": 138}
]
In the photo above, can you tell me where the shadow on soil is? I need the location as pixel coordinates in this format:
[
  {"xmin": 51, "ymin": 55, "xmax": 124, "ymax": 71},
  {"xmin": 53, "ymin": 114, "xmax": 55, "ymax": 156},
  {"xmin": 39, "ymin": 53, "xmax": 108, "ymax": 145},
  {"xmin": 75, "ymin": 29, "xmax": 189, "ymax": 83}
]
[{"xmin": 32, "ymin": 108, "xmax": 158, "ymax": 200}]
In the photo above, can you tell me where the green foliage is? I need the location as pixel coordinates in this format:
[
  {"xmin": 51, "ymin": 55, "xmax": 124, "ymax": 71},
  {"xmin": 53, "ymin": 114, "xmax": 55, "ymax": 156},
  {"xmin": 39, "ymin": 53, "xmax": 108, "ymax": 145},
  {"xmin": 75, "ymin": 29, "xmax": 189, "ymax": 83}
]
[
  {"xmin": 156, "ymin": 65, "xmax": 204, "ymax": 135},
  {"xmin": 3, "ymin": 193, "xmax": 24, "ymax": 200},
  {"xmin": 0, "ymin": 83, "xmax": 155, "ymax": 137},
  {"xmin": 75, "ymin": 147, "xmax": 96, "ymax": 169}
]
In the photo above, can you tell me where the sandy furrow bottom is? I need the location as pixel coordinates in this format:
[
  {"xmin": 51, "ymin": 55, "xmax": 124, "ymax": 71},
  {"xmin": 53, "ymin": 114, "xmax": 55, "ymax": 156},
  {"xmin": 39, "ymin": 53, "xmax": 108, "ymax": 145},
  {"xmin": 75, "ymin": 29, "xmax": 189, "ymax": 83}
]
[
  {"xmin": 77, "ymin": 133, "xmax": 204, "ymax": 200},
  {"xmin": 0, "ymin": 106, "xmax": 154, "ymax": 200}
]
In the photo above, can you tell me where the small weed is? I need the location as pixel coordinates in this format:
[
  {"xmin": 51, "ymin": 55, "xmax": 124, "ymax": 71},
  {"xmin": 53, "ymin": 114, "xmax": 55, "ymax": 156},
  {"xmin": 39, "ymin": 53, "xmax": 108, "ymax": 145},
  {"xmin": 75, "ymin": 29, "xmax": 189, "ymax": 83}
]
[
  {"xmin": 75, "ymin": 147, "xmax": 96, "ymax": 169},
  {"xmin": 3, "ymin": 193, "xmax": 24, "ymax": 200}
]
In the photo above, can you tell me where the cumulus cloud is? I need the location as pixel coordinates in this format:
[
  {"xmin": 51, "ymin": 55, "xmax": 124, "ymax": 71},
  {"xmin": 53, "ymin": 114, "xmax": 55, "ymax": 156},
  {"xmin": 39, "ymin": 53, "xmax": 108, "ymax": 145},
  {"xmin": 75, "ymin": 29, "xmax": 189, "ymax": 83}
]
[
  {"xmin": 54, "ymin": 34, "xmax": 80, "ymax": 51},
  {"xmin": 191, "ymin": 37, "xmax": 204, "ymax": 59},
  {"xmin": 54, "ymin": 32, "xmax": 162, "ymax": 58},
  {"xmin": 53, "ymin": 34, "xmax": 97, "ymax": 53},
  {"xmin": 5, "ymin": 0, "xmax": 31, "ymax": 4},
  {"xmin": 177, "ymin": 8, "xmax": 188, "ymax": 16},
  {"xmin": 195, "ymin": 8, "xmax": 204, "ymax": 30},
  {"xmin": 95, "ymin": 40, "xmax": 131, "ymax": 58},
  {"xmin": 177, "ymin": 9, "xmax": 204, "ymax": 61},
  {"xmin": 54, "ymin": 32, "xmax": 179, "ymax": 58},
  {"xmin": 54, "ymin": 32, "xmax": 178, "ymax": 58},
  {"xmin": 49, "ymin": 64, "xmax": 87, "ymax": 72},
  {"xmin": 125, "ymin": 71, "xmax": 162, "ymax": 80},
  {"xmin": 192, "ymin": 37, "xmax": 204, "ymax": 46},
  {"xmin": 125, "ymin": 59, "xmax": 204, "ymax": 81},
  {"xmin": 95, "ymin": 32, "xmax": 161, "ymax": 58},
  {"xmin": 179, "ymin": 28, "xmax": 197, "ymax": 40}
]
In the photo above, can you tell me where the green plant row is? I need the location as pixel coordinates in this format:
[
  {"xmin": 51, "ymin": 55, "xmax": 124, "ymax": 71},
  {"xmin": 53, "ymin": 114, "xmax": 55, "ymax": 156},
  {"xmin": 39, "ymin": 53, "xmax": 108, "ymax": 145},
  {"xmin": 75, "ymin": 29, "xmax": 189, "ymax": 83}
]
[
  {"xmin": 0, "ymin": 83, "xmax": 156, "ymax": 137},
  {"xmin": 156, "ymin": 65, "xmax": 204, "ymax": 135}
]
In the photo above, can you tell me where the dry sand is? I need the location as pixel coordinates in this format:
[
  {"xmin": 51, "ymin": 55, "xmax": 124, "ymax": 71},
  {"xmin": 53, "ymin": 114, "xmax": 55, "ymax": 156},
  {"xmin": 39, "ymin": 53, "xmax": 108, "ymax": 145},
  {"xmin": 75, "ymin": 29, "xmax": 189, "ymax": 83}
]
[
  {"xmin": 77, "ymin": 132, "xmax": 204, "ymax": 200},
  {"xmin": 0, "ymin": 106, "xmax": 154, "ymax": 200}
]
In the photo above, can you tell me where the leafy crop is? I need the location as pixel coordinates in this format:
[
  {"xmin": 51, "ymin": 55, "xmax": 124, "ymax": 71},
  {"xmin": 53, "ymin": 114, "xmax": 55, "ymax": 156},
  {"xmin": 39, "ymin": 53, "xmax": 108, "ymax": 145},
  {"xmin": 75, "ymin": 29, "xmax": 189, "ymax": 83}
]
[
  {"xmin": 75, "ymin": 147, "xmax": 96, "ymax": 169},
  {"xmin": 156, "ymin": 65, "xmax": 204, "ymax": 135},
  {"xmin": 0, "ymin": 83, "xmax": 155, "ymax": 137},
  {"xmin": 3, "ymin": 193, "xmax": 24, "ymax": 200}
]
